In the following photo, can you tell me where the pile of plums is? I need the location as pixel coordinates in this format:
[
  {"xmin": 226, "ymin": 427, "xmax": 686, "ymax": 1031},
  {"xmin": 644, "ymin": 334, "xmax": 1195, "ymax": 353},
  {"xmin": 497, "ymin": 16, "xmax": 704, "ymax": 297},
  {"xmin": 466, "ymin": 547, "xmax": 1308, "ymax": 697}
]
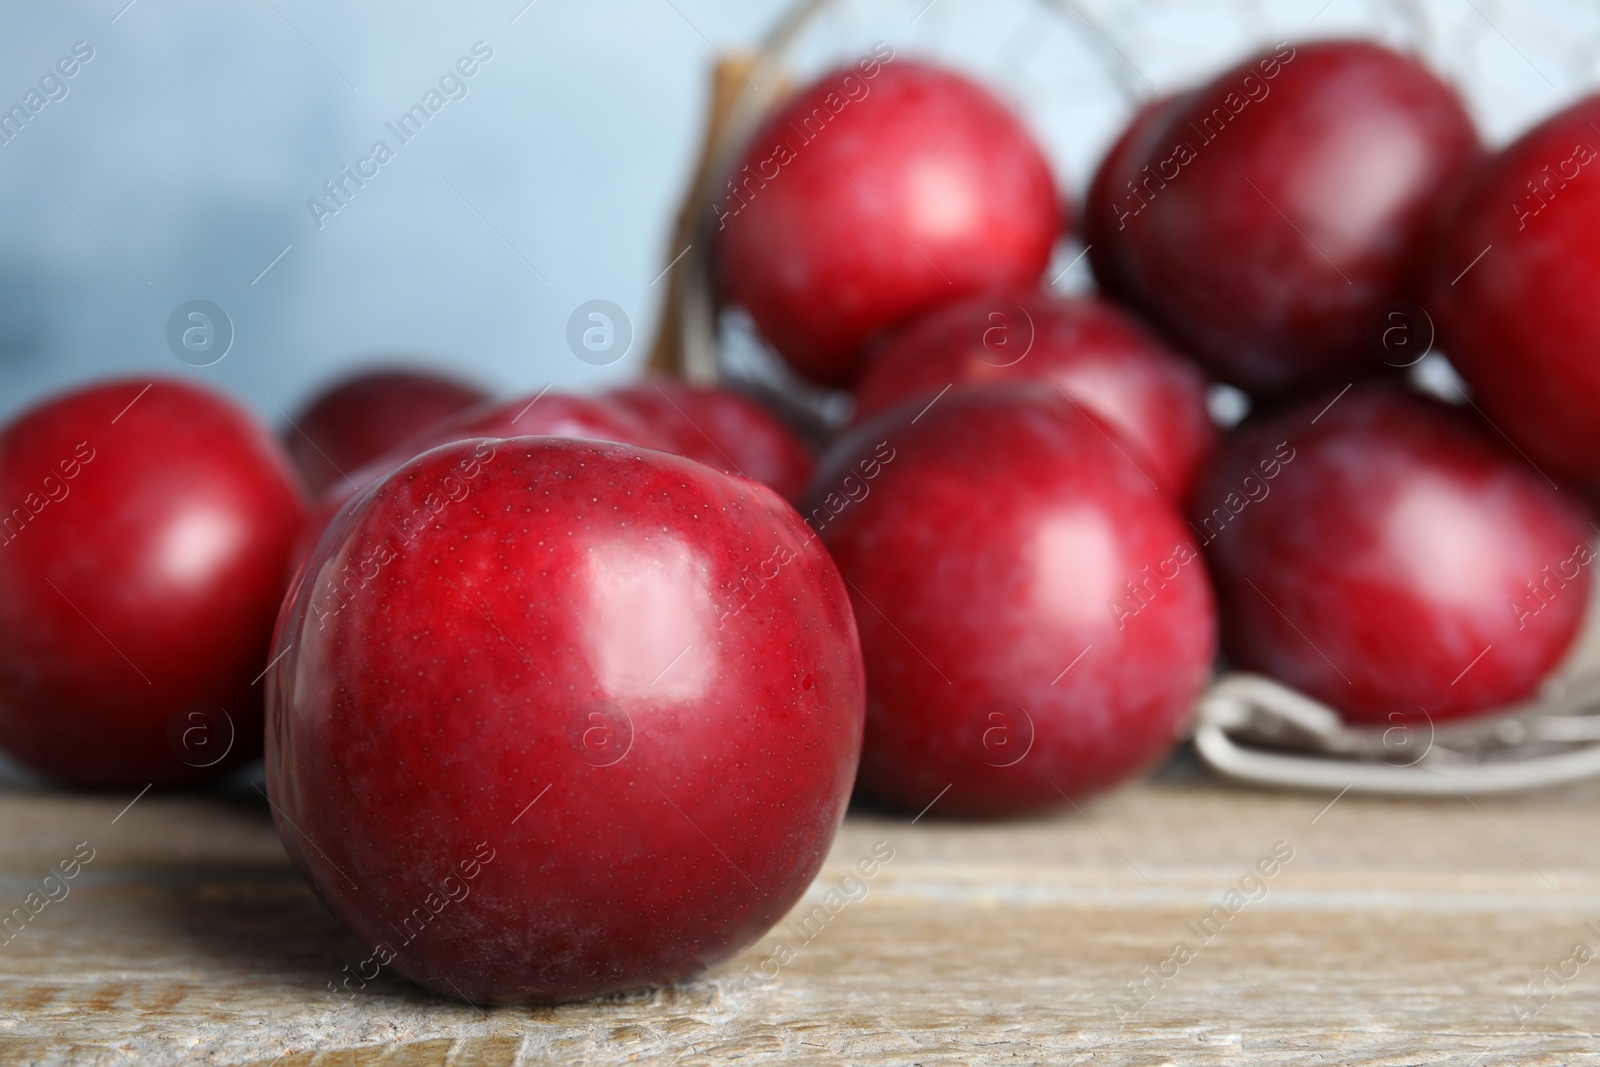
[{"xmin": 0, "ymin": 34, "xmax": 1595, "ymax": 1004}]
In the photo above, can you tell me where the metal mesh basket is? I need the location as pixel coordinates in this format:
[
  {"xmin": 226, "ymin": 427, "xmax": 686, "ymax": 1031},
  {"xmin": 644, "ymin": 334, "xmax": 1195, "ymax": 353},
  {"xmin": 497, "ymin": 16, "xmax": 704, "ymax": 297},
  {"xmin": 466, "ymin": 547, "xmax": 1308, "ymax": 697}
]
[{"xmin": 649, "ymin": 0, "xmax": 1600, "ymax": 795}]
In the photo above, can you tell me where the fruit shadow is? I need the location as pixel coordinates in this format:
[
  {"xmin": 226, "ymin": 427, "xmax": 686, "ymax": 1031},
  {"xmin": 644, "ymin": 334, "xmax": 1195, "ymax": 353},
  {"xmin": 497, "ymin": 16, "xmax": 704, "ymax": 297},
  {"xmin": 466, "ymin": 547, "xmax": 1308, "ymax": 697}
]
[
  {"xmin": 147, "ymin": 858, "xmax": 447, "ymax": 1013},
  {"xmin": 841, "ymin": 741, "xmax": 1216, "ymax": 822},
  {"xmin": 121, "ymin": 773, "xmax": 441, "ymax": 1012}
]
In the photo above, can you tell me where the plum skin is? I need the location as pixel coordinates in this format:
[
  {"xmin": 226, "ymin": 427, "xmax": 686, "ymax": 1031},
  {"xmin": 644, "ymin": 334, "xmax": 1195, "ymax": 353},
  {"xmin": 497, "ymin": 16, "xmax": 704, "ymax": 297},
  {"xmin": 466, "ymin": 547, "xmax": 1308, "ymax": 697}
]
[
  {"xmin": 1427, "ymin": 92, "xmax": 1600, "ymax": 489},
  {"xmin": 811, "ymin": 386, "xmax": 1216, "ymax": 818},
  {"xmin": 266, "ymin": 437, "xmax": 864, "ymax": 1004},
  {"xmin": 0, "ymin": 378, "xmax": 306, "ymax": 787},
  {"xmin": 718, "ymin": 56, "xmax": 1060, "ymax": 387},
  {"xmin": 1194, "ymin": 385, "xmax": 1592, "ymax": 724}
]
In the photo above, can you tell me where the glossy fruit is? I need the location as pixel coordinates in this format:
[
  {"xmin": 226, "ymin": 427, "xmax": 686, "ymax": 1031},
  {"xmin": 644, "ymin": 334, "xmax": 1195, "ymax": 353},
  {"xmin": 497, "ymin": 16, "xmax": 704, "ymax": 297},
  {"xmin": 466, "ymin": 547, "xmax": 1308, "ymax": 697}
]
[
  {"xmin": 717, "ymin": 54, "xmax": 1060, "ymax": 387},
  {"xmin": 608, "ymin": 380, "xmax": 814, "ymax": 502},
  {"xmin": 1428, "ymin": 93, "xmax": 1600, "ymax": 487},
  {"xmin": 399, "ymin": 392, "xmax": 669, "ymax": 463},
  {"xmin": 851, "ymin": 291, "xmax": 1216, "ymax": 498},
  {"xmin": 286, "ymin": 368, "xmax": 487, "ymax": 496},
  {"xmin": 294, "ymin": 391, "xmax": 672, "ymax": 566},
  {"xmin": 1082, "ymin": 93, "xmax": 1188, "ymax": 304},
  {"xmin": 1097, "ymin": 40, "xmax": 1478, "ymax": 395},
  {"xmin": 1195, "ymin": 385, "xmax": 1591, "ymax": 724},
  {"xmin": 812, "ymin": 386, "xmax": 1215, "ymax": 818},
  {"xmin": 0, "ymin": 379, "xmax": 306, "ymax": 786},
  {"xmin": 267, "ymin": 438, "xmax": 864, "ymax": 1003}
]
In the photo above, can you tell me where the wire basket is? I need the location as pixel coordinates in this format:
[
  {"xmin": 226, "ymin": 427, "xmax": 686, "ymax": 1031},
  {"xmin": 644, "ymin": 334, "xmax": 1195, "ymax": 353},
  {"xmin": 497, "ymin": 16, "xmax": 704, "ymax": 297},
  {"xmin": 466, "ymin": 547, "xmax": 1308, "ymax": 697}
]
[{"xmin": 647, "ymin": 0, "xmax": 1600, "ymax": 796}]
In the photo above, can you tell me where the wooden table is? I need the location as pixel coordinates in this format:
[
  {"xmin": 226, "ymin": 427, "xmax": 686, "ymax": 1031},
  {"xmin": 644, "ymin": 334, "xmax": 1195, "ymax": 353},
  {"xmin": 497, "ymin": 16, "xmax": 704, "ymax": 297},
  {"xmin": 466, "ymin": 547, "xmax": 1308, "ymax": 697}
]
[{"xmin": 3, "ymin": 755, "xmax": 1598, "ymax": 1065}]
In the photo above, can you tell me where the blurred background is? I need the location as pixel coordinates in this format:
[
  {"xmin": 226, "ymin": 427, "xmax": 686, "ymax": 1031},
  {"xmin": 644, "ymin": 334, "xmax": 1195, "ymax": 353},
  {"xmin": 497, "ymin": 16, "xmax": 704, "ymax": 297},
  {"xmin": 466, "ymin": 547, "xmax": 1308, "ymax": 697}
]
[{"xmin": 0, "ymin": 0, "xmax": 1594, "ymax": 424}]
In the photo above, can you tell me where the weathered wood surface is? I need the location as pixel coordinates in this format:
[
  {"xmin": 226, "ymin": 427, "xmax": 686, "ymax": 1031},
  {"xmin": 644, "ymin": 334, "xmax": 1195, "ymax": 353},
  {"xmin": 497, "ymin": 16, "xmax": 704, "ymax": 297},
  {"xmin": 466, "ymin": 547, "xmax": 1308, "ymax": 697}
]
[{"xmin": 3, "ymin": 762, "xmax": 1600, "ymax": 1065}]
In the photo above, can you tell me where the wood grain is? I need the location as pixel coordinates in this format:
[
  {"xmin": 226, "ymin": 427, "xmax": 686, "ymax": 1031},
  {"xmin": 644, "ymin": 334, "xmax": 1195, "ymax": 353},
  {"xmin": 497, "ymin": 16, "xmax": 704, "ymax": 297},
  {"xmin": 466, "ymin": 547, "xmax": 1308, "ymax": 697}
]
[{"xmin": 3, "ymin": 767, "xmax": 1600, "ymax": 1065}]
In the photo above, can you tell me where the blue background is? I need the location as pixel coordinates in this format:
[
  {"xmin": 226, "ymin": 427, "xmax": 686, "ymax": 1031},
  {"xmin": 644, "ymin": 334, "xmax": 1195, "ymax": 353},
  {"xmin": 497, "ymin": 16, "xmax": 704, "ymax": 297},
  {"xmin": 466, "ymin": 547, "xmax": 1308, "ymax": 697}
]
[{"xmin": 0, "ymin": 0, "xmax": 1590, "ymax": 424}]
